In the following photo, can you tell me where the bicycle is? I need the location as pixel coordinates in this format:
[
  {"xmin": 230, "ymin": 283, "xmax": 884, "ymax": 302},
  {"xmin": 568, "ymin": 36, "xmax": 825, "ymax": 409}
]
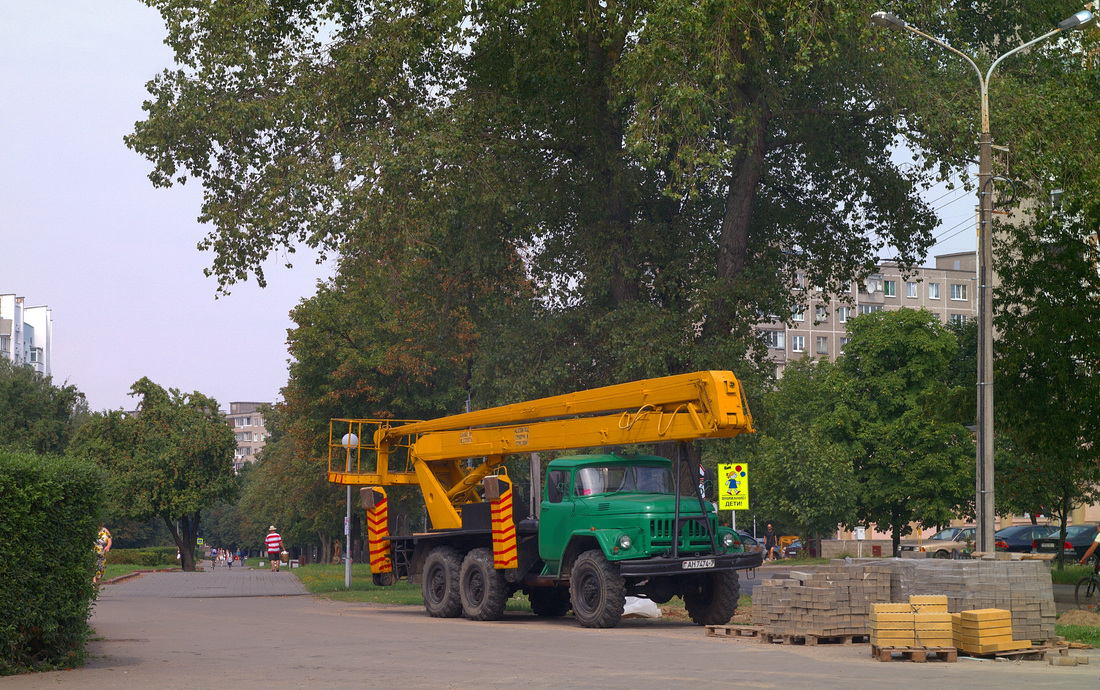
[{"xmin": 1074, "ymin": 560, "xmax": 1100, "ymax": 609}]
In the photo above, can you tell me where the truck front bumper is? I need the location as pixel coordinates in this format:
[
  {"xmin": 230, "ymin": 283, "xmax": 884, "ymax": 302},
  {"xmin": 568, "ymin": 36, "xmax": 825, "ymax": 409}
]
[{"xmin": 617, "ymin": 550, "xmax": 763, "ymax": 577}]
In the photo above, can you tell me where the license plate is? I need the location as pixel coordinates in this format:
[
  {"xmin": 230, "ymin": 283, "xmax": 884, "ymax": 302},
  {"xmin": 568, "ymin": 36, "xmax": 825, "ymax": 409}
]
[{"xmin": 682, "ymin": 559, "xmax": 714, "ymax": 570}]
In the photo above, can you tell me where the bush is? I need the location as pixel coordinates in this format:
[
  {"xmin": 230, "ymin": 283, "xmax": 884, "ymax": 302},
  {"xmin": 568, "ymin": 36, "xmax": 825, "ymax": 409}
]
[
  {"xmin": 0, "ymin": 451, "xmax": 103, "ymax": 675},
  {"xmin": 106, "ymin": 547, "xmax": 179, "ymax": 568}
]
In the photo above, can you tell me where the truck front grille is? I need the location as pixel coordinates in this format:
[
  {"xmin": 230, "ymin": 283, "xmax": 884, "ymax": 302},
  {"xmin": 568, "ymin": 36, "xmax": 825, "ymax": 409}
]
[{"xmin": 649, "ymin": 517, "xmax": 714, "ymax": 549}]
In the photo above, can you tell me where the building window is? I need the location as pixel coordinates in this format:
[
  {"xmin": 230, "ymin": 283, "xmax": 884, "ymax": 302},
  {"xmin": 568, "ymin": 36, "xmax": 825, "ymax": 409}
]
[
  {"xmin": 950, "ymin": 284, "xmax": 968, "ymax": 300},
  {"xmin": 906, "ymin": 281, "xmax": 918, "ymax": 298},
  {"xmin": 795, "ymin": 273, "xmax": 806, "ymax": 290},
  {"xmin": 884, "ymin": 280, "xmax": 896, "ymax": 297},
  {"xmin": 858, "ymin": 304, "xmax": 883, "ymax": 315},
  {"xmin": 815, "ymin": 305, "xmax": 828, "ymax": 322},
  {"xmin": 950, "ymin": 314, "xmax": 968, "ymax": 325},
  {"xmin": 245, "ymin": 417, "xmax": 252, "ymax": 426},
  {"xmin": 793, "ymin": 307, "xmax": 804, "ymax": 322},
  {"xmin": 791, "ymin": 335, "xmax": 805, "ymax": 353},
  {"xmin": 816, "ymin": 336, "xmax": 828, "ymax": 355},
  {"xmin": 928, "ymin": 283, "xmax": 940, "ymax": 299},
  {"xmin": 764, "ymin": 330, "xmax": 785, "ymax": 349},
  {"xmin": 837, "ymin": 307, "xmax": 850, "ymax": 323},
  {"xmin": 839, "ymin": 337, "xmax": 850, "ymax": 354}
]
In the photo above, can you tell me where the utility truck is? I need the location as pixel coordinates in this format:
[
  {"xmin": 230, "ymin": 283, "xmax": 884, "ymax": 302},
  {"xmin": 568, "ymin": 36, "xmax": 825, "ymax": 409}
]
[{"xmin": 327, "ymin": 370, "xmax": 761, "ymax": 628}]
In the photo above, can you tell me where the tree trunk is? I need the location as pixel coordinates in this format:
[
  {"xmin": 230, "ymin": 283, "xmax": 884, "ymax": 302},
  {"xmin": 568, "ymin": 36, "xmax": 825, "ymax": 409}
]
[
  {"xmin": 891, "ymin": 509, "xmax": 901, "ymax": 557},
  {"xmin": 704, "ymin": 102, "xmax": 768, "ymax": 340},
  {"xmin": 319, "ymin": 532, "xmax": 331, "ymax": 567},
  {"xmin": 165, "ymin": 512, "xmax": 201, "ymax": 572}
]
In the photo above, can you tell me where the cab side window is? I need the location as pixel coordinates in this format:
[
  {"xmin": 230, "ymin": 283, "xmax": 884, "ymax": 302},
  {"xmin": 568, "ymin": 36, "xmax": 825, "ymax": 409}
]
[{"xmin": 546, "ymin": 469, "xmax": 569, "ymax": 503}]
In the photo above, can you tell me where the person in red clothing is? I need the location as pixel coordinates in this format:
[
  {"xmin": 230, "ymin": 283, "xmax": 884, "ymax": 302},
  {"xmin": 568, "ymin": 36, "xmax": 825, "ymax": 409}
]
[{"xmin": 265, "ymin": 526, "xmax": 283, "ymax": 572}]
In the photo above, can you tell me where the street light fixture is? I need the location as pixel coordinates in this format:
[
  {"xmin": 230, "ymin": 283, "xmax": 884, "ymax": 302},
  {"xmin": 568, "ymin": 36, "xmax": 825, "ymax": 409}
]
[
  {"xmin": 341, "ymin": 432, "xmax": 359, "ymax": 589},
  {"xmin": 871, "ymin": 8, "xmax": 1094, "ymax": 554}
]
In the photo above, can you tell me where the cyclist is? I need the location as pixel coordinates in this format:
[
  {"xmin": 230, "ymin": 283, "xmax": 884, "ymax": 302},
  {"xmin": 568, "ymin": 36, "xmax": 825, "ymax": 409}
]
[{"xmin": 1078, "ymin": 524, "xmax": 1100, "ymax": 566}]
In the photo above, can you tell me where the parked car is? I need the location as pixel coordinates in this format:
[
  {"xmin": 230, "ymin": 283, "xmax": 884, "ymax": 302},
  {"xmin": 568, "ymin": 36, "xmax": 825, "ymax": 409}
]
[
  {"xmin": 994, "ymin": 524, "xmax": 1057, "ymax": 552},
  {"xmin": 921, "ymin": 526, "xmax": 976, "ymax": 558},
  {"xmin": 1033, "ymin": 524, "xmax": 1098, "ymax": 564},
  {"xmin": 734, "ymin": 531, "xmax": 763, "ymax": 554},
  {"xmin": 782, "ymin": 539, "xmax": 817, "ymax": 559}
]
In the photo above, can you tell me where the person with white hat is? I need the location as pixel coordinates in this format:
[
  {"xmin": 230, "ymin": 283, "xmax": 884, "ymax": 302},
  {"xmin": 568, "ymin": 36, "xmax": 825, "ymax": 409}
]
[{"xmin": 265, "ymin": 526, "xmax": 283, "ymax": 572}]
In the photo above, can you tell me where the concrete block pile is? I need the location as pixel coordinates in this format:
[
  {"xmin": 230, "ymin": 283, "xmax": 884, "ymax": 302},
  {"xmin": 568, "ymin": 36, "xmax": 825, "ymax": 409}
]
[
  {"xmin": 751, "ymin": 563, "xmax": 891, "ymax": 636},
  {"xmin": 752, "ymin": 559, "xmax": 1055, "ymax": 644},
  {"xmin": 881, "ymin": 559, "xmax": 1055, "ymax": 643}
]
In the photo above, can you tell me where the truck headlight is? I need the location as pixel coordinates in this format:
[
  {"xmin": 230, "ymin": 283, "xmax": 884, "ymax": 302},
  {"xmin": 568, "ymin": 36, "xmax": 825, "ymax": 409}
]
[
  {"xmin": 722, "ymin": 532, "xmax": 735, "ymax": 548},
  {"xmin": 618, "ymin": 534, "xmax": 632, "ymax": 550}
]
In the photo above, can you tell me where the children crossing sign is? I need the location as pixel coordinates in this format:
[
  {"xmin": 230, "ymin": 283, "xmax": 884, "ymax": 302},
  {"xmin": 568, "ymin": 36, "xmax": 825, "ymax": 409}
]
[{"xmin": 718, "ymin": 463, "xmax": 749, "ymax": 511}]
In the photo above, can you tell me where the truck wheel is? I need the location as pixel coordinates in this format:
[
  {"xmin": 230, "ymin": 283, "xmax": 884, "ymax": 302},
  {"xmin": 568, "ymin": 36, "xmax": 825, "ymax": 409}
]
[
  {"xmin": 528, "ymin": 587, "xmax": 571, "ymax": 617},
  {"xmin": 422, "ymin": 546, "xmax": 463, "ymax": 618},
  {"xmin": 459, "ymin": 548, "xmax": 509, "ymax": 621},
  {"xmin": 569, "ymin": 549, "xmax": 625, "ymax": 628},
  {"xmin": 683, "ymin": 569, "xmax": 740, "ymax": 626}
]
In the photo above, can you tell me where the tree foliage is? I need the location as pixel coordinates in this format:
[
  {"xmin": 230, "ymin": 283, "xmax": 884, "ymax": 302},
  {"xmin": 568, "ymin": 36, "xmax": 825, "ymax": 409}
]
[
  {"xmin": 994, "ymin": 210, "xmax": 1100, "ymax": 566},
  {"xmin": 0, "ymin": 360, "xmax": 87, "ymax": 455},
  {"xmin": 731, "ymin": 359, "xmax": 857, "ymax": 541},
  {"xmin": 68, "ymin": 378, "xmax": 238, "ymax": 571},
  {"xmin": 128, "ymin": 0, "xmax": 948, "ymax": 395},
  {"xmin": 831, "ymin": 309, "xmax": 974, "ymax": 553}
]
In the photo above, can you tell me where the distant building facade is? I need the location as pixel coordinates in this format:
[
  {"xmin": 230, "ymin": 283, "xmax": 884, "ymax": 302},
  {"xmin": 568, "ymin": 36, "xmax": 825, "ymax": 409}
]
[
  {"xmin": 226, "ymin": 402, "xmax": 270, "ymax": 471},
  {"xmin": 0, "ymin": 294, "xmax": 52, "ymax": 375},
  {"xmin": 759, "ymin": 252, "xmax": 977, "ymax": 376}
]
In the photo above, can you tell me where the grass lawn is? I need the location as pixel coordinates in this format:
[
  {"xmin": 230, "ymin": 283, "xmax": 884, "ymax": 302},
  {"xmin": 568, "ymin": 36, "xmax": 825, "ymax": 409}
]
[
  {"xmin": 1050, "ymin": 563, "xmax": 1093, "ymax": 585},
  {"xmin": 1056, "ymin": 624, "xmax": 1100, "ymax": 646},
  {"xmin": 103, "ymin": 563, "xmax": 179, "ymax": 580}
]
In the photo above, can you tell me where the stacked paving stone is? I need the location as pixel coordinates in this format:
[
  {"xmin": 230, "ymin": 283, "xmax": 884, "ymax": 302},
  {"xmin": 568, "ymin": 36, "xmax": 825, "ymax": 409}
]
[
  {"xmin": 751, "ymin": 563, "xmax": 891, "ymax": 636},
  {"xmin": 869, "ymin": 596, "xmax": 954, "ymax": 648},
  {"xmin": 952, "ymin": 609, "xmax": 1032, "ymax": 654},
  {"xmin": 881, "ymin": 559, "xmax": 1055, "ymax": 643}
]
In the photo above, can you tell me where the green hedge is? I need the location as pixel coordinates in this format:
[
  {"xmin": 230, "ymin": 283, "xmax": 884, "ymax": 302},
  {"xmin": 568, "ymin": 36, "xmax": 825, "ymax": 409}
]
[
  {"xmin": 0, "ymin": 451, "xmax": 103, "ymax": 675},
  {"xmin": 106, "ymin": 547, "xmax": 180, "ymax": 567}
]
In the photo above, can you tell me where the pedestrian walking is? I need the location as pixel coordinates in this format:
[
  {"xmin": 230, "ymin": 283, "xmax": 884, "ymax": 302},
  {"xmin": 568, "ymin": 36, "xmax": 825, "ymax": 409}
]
[
  {"xmin": 265, "ymin": 526, "xmax": 283, "ymax": 572},
  {"xmin": 93, "ymin": 525, "xmax": 112, "ymax": 585},
  {"xmin": 764, "ymin": 524, "xmax": 778, "ymax": 563}
]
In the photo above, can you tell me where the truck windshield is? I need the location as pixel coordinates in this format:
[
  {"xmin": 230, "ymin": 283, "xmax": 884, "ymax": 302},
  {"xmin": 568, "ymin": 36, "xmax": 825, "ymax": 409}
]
[{"xmin": 574, "ymin": 465, "xmax": 674, "ymax": 496}]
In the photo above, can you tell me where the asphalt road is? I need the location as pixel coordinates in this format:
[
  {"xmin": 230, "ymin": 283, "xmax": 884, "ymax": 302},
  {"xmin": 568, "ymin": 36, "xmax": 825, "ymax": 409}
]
[{"xmin": 5, "ymin": 564, "xmax": 1097, "ymax": 689}]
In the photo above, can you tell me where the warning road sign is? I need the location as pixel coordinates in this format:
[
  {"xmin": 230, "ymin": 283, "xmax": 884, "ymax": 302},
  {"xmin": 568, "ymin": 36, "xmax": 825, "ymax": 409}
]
[{"xmin": 718, "ymin": 463, "xmax": 749, "ymax": 511}]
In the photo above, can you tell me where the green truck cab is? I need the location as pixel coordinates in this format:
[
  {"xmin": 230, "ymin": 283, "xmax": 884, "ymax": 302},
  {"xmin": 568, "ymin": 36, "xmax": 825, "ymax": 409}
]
[{"xmin": 526, "ymin": 453, "xmax": 761, "ymax": 627}]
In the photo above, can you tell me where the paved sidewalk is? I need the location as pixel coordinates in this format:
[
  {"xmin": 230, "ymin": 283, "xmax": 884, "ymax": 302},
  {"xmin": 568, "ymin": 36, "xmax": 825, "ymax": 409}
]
[{"xmin": 99, "ymin": 561, "xmax": 308, "ymax": 599}]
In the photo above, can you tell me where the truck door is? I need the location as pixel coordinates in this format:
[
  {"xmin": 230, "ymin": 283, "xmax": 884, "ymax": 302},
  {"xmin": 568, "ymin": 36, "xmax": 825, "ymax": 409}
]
[{"xmin": 539, "ymin": 468, "xmax": 575, "ymax": 568}]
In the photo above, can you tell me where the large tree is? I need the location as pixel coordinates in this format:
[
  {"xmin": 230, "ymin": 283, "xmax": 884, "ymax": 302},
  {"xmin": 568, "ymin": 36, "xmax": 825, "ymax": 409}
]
[
  {"xmin": 69, "ymin": 378, "xmax": 238, "ymax": 571},
  {"xmin": 994, "ymin": 211, "xmax": 1100, "ymax": 567},
  {"xmin": 0, "ymin": 359, "xmax": 87, "ymax": 455},
  {"xmin": 127, "ymin": 0, "xmax": 947, "ymax": 396},
  {"xmin": 831, "ymin": 309, "xmax": 974, "ymax": 554}
]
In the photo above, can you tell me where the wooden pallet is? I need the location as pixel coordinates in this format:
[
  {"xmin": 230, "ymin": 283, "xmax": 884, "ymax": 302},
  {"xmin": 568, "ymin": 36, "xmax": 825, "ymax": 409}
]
[
  {"xmin": 872, "ymin": 645, "xmax": 958, "ymax": 662},
  {"xmin": 957, "ymin": 645, "xmax": 1053, "ymax": 662},
  {"xmin": 761, "ymin": 632, "xmax": 870, "ymax": 646},
  {"xmin": 705, "ymin": 625, "xmax": 763, "ymax": 638}
]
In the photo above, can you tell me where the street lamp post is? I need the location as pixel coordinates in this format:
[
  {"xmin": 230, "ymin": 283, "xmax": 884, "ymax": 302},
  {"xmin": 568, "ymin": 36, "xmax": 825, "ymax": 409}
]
[
  {"xmin": 871, "ymin": 9, "xmax": 1094, "ymax": 553},
  {"xmin": 341, "ymin": 432, "xmax": 359, "ymax": 589}
]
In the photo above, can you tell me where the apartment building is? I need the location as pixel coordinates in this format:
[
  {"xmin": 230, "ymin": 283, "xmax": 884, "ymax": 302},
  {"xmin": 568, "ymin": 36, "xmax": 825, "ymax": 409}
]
[
  {"xmin": 225, "ymin": 401, "xmax": 270, "ymax": 472},
  {"xmin": 761, "ymin": 252, "xmax": 977, "ymax": 375},
  {"xmin": 0, "ymin": 294, "xmax": 52, "ymax": 375}
]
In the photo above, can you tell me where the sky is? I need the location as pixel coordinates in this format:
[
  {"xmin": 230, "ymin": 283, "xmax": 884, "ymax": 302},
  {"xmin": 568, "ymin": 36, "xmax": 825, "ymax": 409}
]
[{"xmin": 1, "ymin": 1, "xmax": 977, "ymax": 413}]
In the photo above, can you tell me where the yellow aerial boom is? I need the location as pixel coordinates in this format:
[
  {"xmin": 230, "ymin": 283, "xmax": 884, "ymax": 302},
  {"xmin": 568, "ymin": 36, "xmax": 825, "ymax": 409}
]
[{"xmin": 328, "ymin": 371, "xmax": 753, "ymax": 531}]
